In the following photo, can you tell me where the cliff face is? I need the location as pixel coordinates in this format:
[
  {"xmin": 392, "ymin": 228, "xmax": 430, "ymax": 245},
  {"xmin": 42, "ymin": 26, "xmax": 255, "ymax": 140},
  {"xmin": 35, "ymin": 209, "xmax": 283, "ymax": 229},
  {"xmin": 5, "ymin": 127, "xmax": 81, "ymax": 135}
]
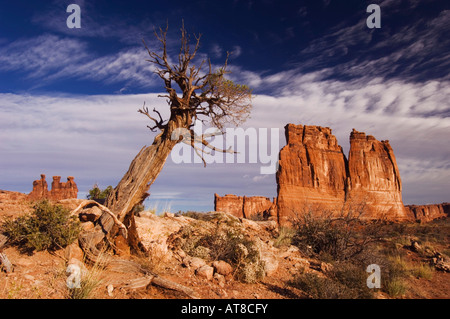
[
  {"xmin": 214, "ymin": 194, "xmax": 244, "ymax": 217},
  {"xmin": 276, "ymin": 124, "xmax": 348, "ymax": 223},
  {"xmin": 405, "ymin": 203, "xmax": 450, "ymax": 222},
  {"xmin": 346, "ymin": 129, "xmax": 410, "ymax": 221},
  {"xmin": 214, "ymin": 194, "xmax": 276, "ymax": 220},
  {"xmin": 276, "ymin": 124, "xmax": 412, "ymax": 223}
]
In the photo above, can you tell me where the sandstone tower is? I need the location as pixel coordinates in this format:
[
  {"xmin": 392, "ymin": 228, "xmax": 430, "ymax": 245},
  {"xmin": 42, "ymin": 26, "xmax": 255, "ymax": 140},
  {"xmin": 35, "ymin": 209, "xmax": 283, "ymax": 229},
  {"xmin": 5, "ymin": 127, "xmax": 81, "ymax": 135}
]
[
  {"xmin": 276, "ymin": 124, "xmax": 410, "ymax": 223},
  {"xmin": 28, "ymin": 174, "xmax": 78, "ymax": 201}
]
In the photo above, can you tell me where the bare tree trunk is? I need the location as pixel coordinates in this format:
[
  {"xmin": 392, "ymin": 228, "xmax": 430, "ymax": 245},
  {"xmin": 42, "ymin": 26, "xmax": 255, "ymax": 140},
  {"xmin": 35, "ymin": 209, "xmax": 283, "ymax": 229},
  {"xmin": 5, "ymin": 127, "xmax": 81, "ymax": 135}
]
[
  {"xmin": 105, "ymin": 119, "xmax": 185, "ymax": 252},
  {"xmin": 106, "ymin": 135, "xmax": 177, "ymax": 220}
]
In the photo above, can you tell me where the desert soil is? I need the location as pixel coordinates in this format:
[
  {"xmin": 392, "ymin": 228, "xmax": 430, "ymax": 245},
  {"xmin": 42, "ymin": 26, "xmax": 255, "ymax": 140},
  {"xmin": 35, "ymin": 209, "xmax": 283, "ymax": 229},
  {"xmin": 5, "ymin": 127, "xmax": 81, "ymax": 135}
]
[{"xmin": 0, "ymin": 192, "xmax": 449, "ymax": 300}]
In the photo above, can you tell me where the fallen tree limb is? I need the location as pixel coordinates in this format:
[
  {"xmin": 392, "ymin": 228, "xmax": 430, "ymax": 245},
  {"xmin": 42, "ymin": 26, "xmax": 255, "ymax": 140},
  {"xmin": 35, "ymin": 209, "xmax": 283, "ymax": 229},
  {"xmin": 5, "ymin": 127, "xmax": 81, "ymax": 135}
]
[
  {"xmin": 121, "ymin": 275, "xmax": 154, "ymax": 290},
  {"xmin": 71, "ymin": 200, "xmax": 128, "ymax": 238},
  {"xmin": 107, "ymin": 258, "xmax": 199, "ymax": 298},
  {"xmin": 151, "ymin": 275, "xmax": 199, "ymax": 298}
]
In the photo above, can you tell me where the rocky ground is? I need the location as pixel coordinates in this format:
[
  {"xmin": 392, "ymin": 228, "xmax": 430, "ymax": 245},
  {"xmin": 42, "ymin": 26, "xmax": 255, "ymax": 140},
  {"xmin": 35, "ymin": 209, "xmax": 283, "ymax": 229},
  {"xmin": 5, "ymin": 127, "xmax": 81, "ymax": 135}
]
[{"xmin": 0, "ymin": 191, "xmax": 449, "ymax": 299}]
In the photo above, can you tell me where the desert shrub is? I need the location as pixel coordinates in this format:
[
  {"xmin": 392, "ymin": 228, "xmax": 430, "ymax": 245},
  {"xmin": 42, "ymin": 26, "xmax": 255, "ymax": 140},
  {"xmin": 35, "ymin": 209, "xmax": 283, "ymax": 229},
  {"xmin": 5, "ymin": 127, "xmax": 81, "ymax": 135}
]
[
  {"xmin": 289, "ymin": 272, "xmax": 356, "ymax": 299},
  {"xmin": 198, "ymin": 227, "xmax": 265, "ymax": 283},
  {"xmin": 289, "ymin": 261, "xmax": 375, "ymax": 299},
  {"xmin": 190, "ymin": 245, "xmax": 211, "ymax": 260},
  {"xmin": 176, "ymin": 211, "xmax": 215, "ymax": 221},
  {"xmin": 291, "ymin": 210, "xmax": 385, "ymax": 262},
  {"xmin": 1, "ymin": 200, "xmax": 81, "ymax": 252},
  {"xmin": 381, "ymin": 254, "xmax": 408, "ymax": 297},
  {"xmin": 173, "ymin": 221, "xmax": 265, "ymax": 283},
  {"xmin": 249, "ymin": 211, "xmax": 270, "ymax": 221},
  {"xmin": 398, "ymin": 218, "xmax": 450, "ymax": 246},
  {"xmin": 331, "ymin": 262, "xmax": 375, "ymax": 299},
  {"xmin": 273, "ymin": 226, "xmax": 296, "ymax": 248},
  {"xmin": 412, "ymin": 263, "xmax": 434, "ymax": 280},
  {"xmin": 384, "ymin": 278, "xmax": 407, "ymax": 297},
  {"xmin": 132, "ymin": 203, "xmax": 145, "ymax": 215}
]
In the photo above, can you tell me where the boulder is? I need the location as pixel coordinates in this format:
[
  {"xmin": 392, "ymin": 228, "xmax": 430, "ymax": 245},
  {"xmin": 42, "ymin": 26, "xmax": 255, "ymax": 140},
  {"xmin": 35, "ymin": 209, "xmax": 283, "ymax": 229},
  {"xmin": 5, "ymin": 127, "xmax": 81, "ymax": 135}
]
[
  {"xmin": 212, "ymin": 260, "xmax": 233, "ymax": 276},
  {"xmin": 196, "ymin": 265, "xmax": 214, "ymax": 280},
  {"xmin": 260, "ymin": 251, "xmax": 279, "ymax": 276},
  {"xmin": 214, "ymin": 273, "xmax": 226, "ymax": 287},
  {"xmin": 183, "ymin": 256, "xmax": 207, "ymax": 270},
  {"xmin": 135, "ymin": 212, "xmax": 191, "ymax": 257},
  {"xmin": 64, "ymin": 242, "xmax": 84, "ymax": 261}
]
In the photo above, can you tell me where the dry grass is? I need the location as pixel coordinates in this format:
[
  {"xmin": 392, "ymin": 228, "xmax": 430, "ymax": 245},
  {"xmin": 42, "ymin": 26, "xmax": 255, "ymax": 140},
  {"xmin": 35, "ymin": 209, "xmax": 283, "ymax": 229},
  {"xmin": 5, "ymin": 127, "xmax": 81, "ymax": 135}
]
[{"xmin": 273, "ymin": 226, "xmax": 296, "ymax": 248}]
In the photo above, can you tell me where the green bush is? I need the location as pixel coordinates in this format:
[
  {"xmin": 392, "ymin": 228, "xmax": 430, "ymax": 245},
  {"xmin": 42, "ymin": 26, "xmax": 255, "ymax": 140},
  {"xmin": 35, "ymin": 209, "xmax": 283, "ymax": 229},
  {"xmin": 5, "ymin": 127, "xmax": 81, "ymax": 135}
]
[
  {"xmin": 87, "ymin": 184, "xmax": 113, "ymax": 201},
  {"xmin": 1, "ymin": 200, "xmax": 81, "ymax": 252}
]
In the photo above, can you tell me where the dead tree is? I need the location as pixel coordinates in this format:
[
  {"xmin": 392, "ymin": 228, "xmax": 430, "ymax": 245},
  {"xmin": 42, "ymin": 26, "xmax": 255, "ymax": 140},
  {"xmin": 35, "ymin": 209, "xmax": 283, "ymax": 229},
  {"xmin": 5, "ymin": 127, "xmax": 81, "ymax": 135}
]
[{"xmin": 101, "ymin": 23, "xmax": 252, "ymax": 252}]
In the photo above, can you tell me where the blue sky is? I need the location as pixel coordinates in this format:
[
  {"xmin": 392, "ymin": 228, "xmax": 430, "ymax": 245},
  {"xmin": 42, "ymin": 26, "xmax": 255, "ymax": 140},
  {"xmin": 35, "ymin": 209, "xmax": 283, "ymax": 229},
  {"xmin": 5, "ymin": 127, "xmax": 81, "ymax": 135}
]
[{"xmin": 0, "ymin": 0, "xmax": 449, "ymax": 212}]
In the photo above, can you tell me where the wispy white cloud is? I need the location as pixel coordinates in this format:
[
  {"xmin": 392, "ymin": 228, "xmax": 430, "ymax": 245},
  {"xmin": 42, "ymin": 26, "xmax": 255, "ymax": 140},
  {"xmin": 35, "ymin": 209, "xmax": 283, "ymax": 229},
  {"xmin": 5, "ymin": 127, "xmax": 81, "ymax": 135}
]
[
  {"xmin": 31, "ymin": 0, "xmax": 158, "ymax": 45},
  {"xmin": 0, "ymin": 34, "xmax": 159, "ymax": 88},
  {"xmin": 1, "ymin": 69, "xmax": 449, "ymax": 210},
  {"xmin": 291, "ymin": 0, "xmax": 450, "ymax": 82},
  {"xmin": 0, "ymin": 35, "xmax": 89, "ymax": 79},
  {"xmin": 231, "ymin": 45, "xmax": 242, "ymax": 58},
  {"xmin": 210, "ymin": 44, "xmax": 223, "ymax": 58}
]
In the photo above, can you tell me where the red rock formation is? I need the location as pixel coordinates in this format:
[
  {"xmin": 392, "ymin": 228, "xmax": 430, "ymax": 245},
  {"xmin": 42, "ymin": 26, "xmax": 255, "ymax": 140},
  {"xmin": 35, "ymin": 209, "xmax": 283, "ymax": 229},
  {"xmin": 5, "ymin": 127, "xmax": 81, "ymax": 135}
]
[
  {"xmin": 215, "ymin": 124, "xmax": 446, "ymax": 224},
  {"xmin": 214, "ymin": 193, "xmax": 276, "ymax": 219},
  {"xmin": 243, "ymin": 196, "xmax": 276, "ymax": 219},
  {"xmin": 214, "ymin": 194, "xmax": 244, "ymax": 217},
  {"xmin": 28, "ymin": 175, "xmax": 78, "ymax": 201},
  {"xmin": 28, "ymin": 174, "xmax": 49, "ymax": 200},
  {"xmin": 405, "ymin": 203, "xmax": 450, "ymax": 222},
  {"xmin": 276, "ymin": 124, "xmax": 348, "ymax": 224},
  {"xmin": 346, "ymin": 129, "xmax": 411, "ymax": 221},
  {"xmin": 50, "ymin": 176, "xmax": 78, "ymax": 201},
  {"xmin": 276, "ymin": 124, "xmax": 413, "ymax": 224}
]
